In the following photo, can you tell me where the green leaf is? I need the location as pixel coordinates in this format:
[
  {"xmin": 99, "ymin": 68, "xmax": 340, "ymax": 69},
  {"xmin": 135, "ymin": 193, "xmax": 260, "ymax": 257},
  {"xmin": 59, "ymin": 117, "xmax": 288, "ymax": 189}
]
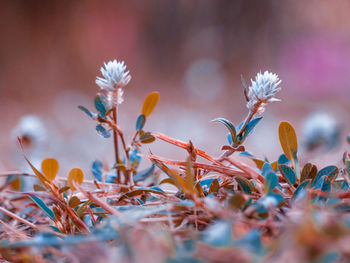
[
  {"xmin": 264, "ymin": 172, "xmax": 278, "ymax": 194},
  {"xmin": 78, "ymin": 105, "xmax": 96, "ymax": 118},
  {"xmin": 211, "ymin": 118, "xmax": 236, "ymax": 145},
  {"xmin": 136, "ymin": 114, "xmax": 146, "ymax": 131},
  {"xmin": 142, "ymin": 92, "xmax": 159, "ymax": 117},
  {"xmin": 279, "ymin": 165, "xmax": 296, "ymax": 185},
  {"xmin": 278, "ymin": 121, "xmax": 298, "ymax": 160},
  {"xmin": 30, "ymin": 196, "xmax": 56, "ymax": 221},
  {"xmin": 139, "ymin": 132, "xmax": 155, "ymax": 144}
]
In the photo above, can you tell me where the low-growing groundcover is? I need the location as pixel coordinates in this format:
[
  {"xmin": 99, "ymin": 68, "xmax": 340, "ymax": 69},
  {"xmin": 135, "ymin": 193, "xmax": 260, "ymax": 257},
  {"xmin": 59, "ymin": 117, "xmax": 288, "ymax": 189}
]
[{"xmin": 1, "ymin": 60, "xmax": 350, "ymax": 263}]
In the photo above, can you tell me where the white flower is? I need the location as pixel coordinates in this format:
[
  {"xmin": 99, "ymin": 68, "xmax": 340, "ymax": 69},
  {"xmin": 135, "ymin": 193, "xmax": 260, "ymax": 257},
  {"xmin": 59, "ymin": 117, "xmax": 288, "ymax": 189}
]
[
  {"xmin": 260, "ymin": 196, "xmax": 278, "ymax": 208},
  {"xmin": 246, "ymin": 71, "xmax": 282, "ymax": 114},
  {"xmin": 12, "ymin": 115, "xmax": 47, "ymax": 148},
  {"xmin": 302, "ymin": 112, "xmax": 339, "ymax": 150},
  {"xmin": 95, "ymin": 60, "xmax": 131, "ymax": 91}
]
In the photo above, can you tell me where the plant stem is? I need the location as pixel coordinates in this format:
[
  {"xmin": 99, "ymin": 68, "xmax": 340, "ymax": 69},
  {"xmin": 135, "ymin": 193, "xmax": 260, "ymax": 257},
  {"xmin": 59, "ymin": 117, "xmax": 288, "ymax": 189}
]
[
  {"xmin": 117, "ymin": 129, "xmax": 134, "ymax": 187},
  {"xmin": 217, "ymin": 102, "xmax": 261, "ymax": 162},
  {"xmin": 236, "ymin": 101, "xmax": 263, "ymax": 144},
  {"xmin": 112, "ymin": 107, "xmax": 121, "ymax": 183},
  {"xmin": 236, "ymin": 110, "xmax": 255, "ymax": 141}
]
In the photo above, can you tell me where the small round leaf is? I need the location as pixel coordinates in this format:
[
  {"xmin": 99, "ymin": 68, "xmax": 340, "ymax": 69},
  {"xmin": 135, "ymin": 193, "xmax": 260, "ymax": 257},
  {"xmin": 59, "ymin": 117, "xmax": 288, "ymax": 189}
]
[
  {"xmin": 41, "ymin": 158, "xmax": 59, "ymax": 181},
  {"xmin": 68, "ymin": 168, "xmax": 84, "ymax": 191},
  {"xmin": 141, "ymin": 92, "xmax": 159, "ymax": 117},
  {"xmin": 136, "ymin": 114, "xmax": 146, "ymax": 130},
  {"xmin": 278, "ymin": 121, "xmax": 298, "ymax": 160}
]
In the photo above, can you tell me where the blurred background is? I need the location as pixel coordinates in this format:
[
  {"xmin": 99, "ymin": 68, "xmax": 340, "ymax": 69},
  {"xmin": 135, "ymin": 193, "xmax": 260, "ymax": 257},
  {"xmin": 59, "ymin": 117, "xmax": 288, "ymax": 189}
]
[{"xmin": 0, "ymin": 0, "xmax": 349, "ymax": 176}]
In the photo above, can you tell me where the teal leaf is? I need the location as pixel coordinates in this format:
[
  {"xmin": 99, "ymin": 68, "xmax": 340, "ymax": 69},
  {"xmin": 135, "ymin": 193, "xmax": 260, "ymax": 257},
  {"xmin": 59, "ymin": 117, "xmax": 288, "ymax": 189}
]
[
  {"xmin": 96, "ymin": 124, "xmax": 111, "ymax": 138},
  {"xmin": 262, "ymin": 163, "xmax": 273, "ymax": 177},
  {"xmin": 136, "ymin": 114, "xmax": 146, "ymax": 131},
  {"xmin": 30, "ymin": 196, "xmax": 56, "ymax": 221},
  {"xmin": 92, "ymin": 160, "xmax": 103, "ymax": 181},
  {"xmin": 129, "ymin": 149, "xmax": 141, "ymax": 165},
  {"xmin": 239, "ymin": 151, "xmax": 255, "ymax": 158},
  {"xmin": 236, "ymin": 230, "xmax": 263, "ymax": 254},
  {"xmin": 311, "ymin": 165, "xmax": 338, "ymax": 188},
  {"xmin": 264, "ymin": 172, "xmax": 278, "ymax": 193},
  {"xmin": 279, "ymin": 165, "xmax": 296, "ymax": 185},
  {"xmin": 292, "ymin": 180, "xmax": 310, "ymax": 201},
  {"xmin": 235, "ymin": 177, "xmax": 254, "ymax": 194},
  {"xmin": 227, "ymin": 132, "xmax": 233, "ymax": 145},
  {"xmin": 78, "ymin": 105, "xmax": 96, "ymax": 118},
  {"xmin": 133, "ymin": 164, "xmax": 155, "ymax": 182},
  {"xmin": 94, "ymin": 93, "xmax": 108, "ymax": 116},
  {"xmin": 243, "ymin": 117, "xmax": 262, "ymax": 137},
  {"xmin": 203, "ymin": 221, "xmax": 232, "ymax": 247},
  {"xmin": 49, "ymin": 226, "xmax": 62, "ymax": 234},
  {"xmin": 278, "ymin": 153, "xmax": 290, "ymax": 165},
  {"xmin": 211, "ymin": 118, "xmax": 236, "ymax": 145},
  {"xmin": 341, "ymin": 180, "xmax": 349, "ymax": 190}
]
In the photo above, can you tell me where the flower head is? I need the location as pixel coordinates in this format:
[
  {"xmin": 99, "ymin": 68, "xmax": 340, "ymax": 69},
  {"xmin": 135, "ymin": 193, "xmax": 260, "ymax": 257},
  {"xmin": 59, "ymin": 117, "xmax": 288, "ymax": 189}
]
[
  {"xmin": 95, "ymin": 60, "xmax": 131, "ymax": 91},
  {"xmin": 246, "ymin": 71, "xmax": 282, "ymax": 114},
  {"xmin": 302, "ymin": 111, "xmax": 339, "ymax": 150}
]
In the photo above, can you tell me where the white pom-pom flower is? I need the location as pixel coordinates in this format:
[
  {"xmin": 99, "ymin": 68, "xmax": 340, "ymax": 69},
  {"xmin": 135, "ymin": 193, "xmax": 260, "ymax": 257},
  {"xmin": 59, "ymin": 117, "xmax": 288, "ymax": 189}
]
[
  {"xmin": 246, "ymin": 71, "xmax": 282, "ymax": 114},
  {"xmin": 96, "ymin": 60, "xmax": 131, "ymax": 107},
  {"xmin": 302, "ymin": 112, "xmax": 339, "ymax": 150},
  {"xmin": 96, "ymin": 60, "xmax": 131, "ymax": 91}
]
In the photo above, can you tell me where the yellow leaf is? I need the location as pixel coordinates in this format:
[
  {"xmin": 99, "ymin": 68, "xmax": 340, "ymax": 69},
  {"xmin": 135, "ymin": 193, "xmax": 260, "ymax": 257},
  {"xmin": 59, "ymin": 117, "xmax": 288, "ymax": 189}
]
[
  {"xmin": 41, "ymin": 158, "xmax": 59, "ymax": 181},
  {"xmin": 271, "ymin": 161, "xmax": 278, "ymax": 171},
  {"xmin": 10, "ymin": 176, "xmax": 21, "ymax": 191},
  {"xmin": 141, "ymin": 91, "xmax": 159, "ymax": 117},
  {"xmin": 278, "ymin": 121, "xmax": 298, "ymax": 160},
  {"xmin": 252, "ymin": 159, "xmax": 265, "ymax": 170},
  {"xmin": 68, "ymin": 168, "xmax": 84, "ymax": 191},
  {"xmin": 24, "ymin": 156, "xmax": 50, "ymax": 187}
]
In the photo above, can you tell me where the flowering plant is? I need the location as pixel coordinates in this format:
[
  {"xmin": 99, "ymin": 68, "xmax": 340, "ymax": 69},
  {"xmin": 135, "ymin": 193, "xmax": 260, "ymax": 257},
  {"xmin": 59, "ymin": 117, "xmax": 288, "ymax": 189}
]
[{"xmin": 1, "ymin": 61, "xmax": 350, "ymax": 263}]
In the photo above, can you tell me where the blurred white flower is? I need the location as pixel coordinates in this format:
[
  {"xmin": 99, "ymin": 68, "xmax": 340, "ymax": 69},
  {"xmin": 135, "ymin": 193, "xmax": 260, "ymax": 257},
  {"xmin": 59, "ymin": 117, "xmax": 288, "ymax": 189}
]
[
  {"xmin": 302, "ymin": 112, "xmax": 339, "ymax": 150},
  {"xmin": 95, "ymin": 60, "xmax": 131, "ymax": 91},
  {"xmin": 12, "ymin": 115, "xmax": 47, "ymax": 149},
  {"xmin": 246, "ymin": 71, "xmax": 282, "ymax": 114},
  {"xmin": 260, "ymin": 196, "xmax": 278, "ymax": 208}
]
